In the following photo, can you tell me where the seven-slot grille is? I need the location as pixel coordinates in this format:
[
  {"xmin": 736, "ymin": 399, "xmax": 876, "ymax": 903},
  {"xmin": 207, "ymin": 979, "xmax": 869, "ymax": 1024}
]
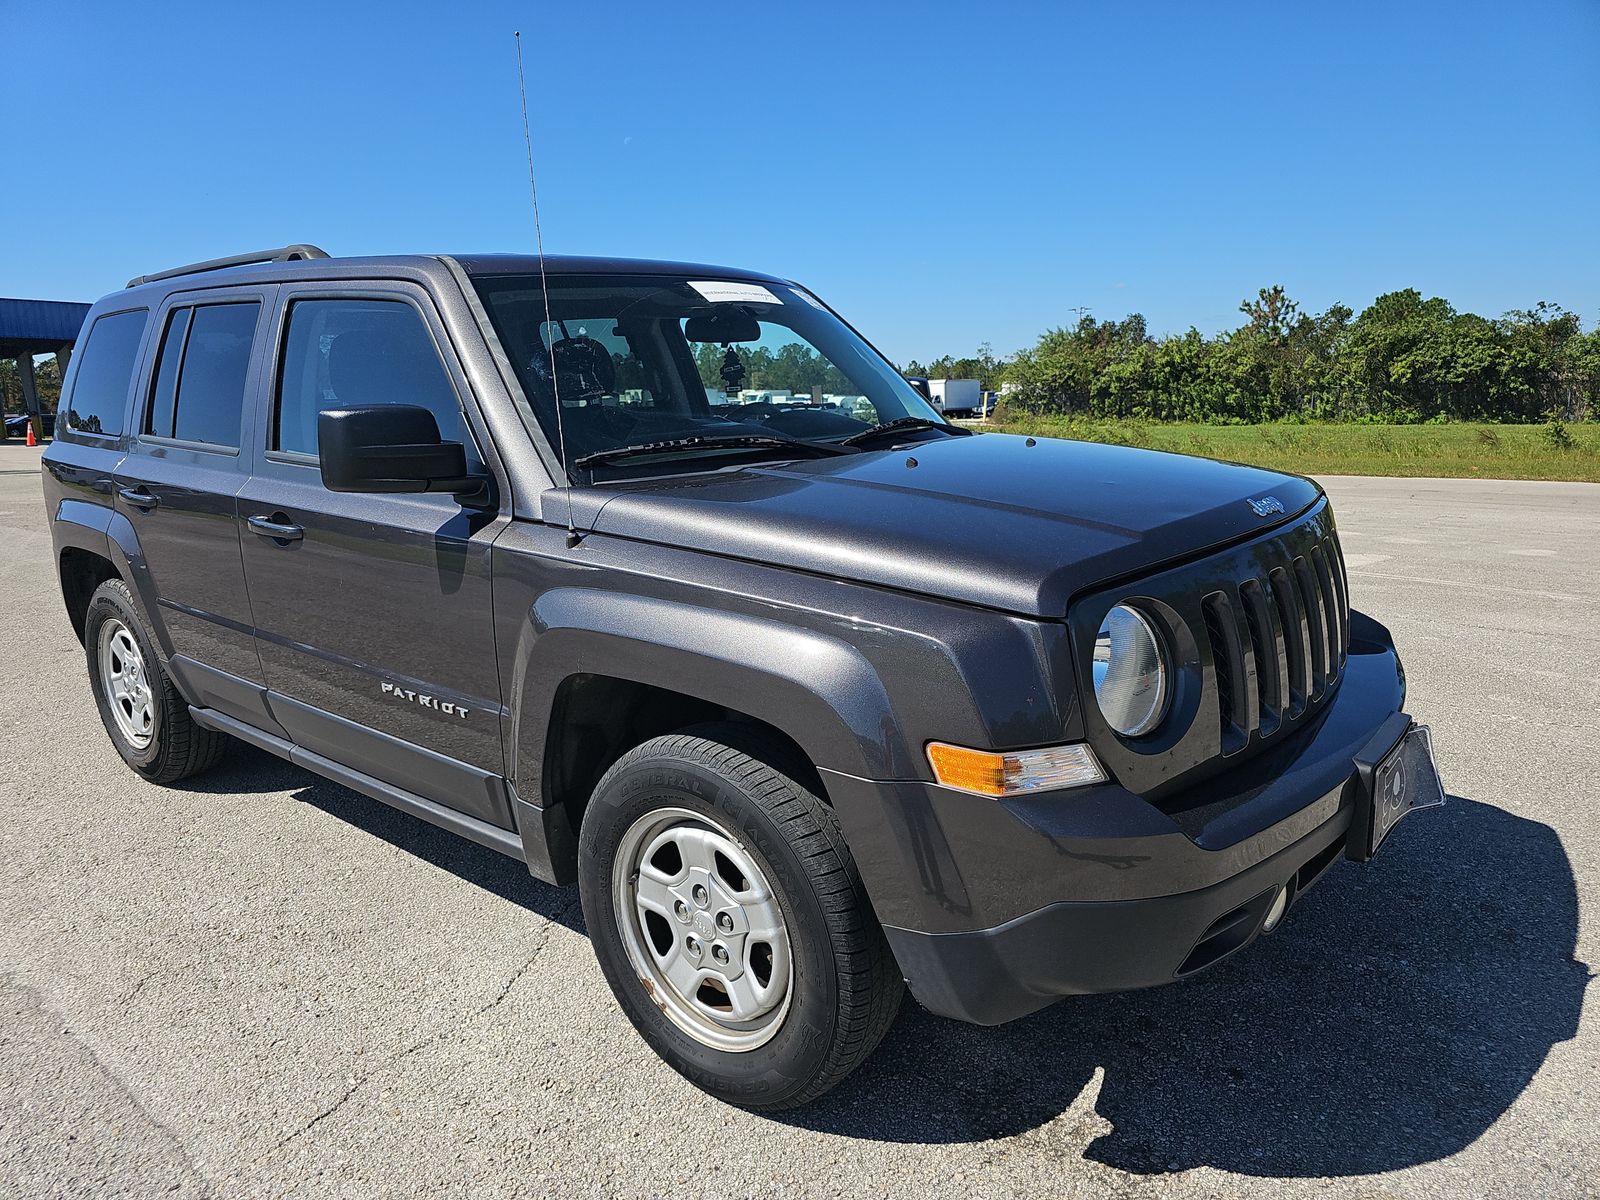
[{"xmin": 1200, "ymin": 528, "xmax": 1350, "ymax": 754}]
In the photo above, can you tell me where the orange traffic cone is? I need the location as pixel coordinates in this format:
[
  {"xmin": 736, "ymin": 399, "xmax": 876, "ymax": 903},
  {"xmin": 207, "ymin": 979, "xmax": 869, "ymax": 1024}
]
[{"xmin": 25, "ymin": 422, "xmax": 38, "ymax": 447}]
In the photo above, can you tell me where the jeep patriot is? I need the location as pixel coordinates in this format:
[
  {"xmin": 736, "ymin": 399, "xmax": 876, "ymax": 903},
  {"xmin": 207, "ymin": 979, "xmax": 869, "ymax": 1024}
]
[{"xmin": 42, "ymin": 245, "xmax": 1442, "ymax": 1108}]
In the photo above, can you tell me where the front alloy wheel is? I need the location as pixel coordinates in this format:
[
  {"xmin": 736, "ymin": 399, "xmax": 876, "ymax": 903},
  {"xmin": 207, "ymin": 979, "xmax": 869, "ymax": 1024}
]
[
  {"xmin": 579, "ymin": 723, "xmax": 903, "ymax": 1110},
  {"xmin": 613, "ymin": 806, "xmax": 794, "ymax": 1052}
]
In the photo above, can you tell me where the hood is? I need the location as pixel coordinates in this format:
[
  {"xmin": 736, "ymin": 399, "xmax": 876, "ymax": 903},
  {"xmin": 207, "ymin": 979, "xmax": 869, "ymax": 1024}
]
[{"xmin": 562, "ymin": 434, "xmax": 1322, "ymax": 616}]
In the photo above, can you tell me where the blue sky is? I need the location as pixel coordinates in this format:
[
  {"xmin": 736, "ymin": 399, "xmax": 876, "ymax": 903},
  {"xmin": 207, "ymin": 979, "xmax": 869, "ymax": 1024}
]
[{"xmin": 3, "ymin": 1, "xmax": 1597, "ymax": 363}]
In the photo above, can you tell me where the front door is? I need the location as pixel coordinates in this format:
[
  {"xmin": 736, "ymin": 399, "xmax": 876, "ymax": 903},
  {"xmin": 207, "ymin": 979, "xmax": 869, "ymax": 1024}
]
[
  {"xmin": 237, "ymin": 283, "xmax": 510, "ymax": 827},
  {"xmin": 112, "ymin": 286, "xmax": 275, "ymax": 728}
]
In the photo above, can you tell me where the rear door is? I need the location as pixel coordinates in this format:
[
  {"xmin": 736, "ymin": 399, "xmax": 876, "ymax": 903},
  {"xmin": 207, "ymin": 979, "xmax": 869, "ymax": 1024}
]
[
  {"xmin": 237, "ymin": 281, "xmax": 510, "ymax": 827},
  {"xmin": 111, "ymin": 285, "xmax": 277, "ymax": 728}
]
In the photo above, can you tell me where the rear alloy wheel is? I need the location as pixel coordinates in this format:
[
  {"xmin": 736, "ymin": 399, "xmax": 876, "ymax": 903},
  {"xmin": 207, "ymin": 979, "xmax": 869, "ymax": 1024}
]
[
  {"xmin": 84, "ymin": 579, "xmax": 227, "ymax": 784},
  {"xmin": 579, "ymin": 723, "xmax": 903, "ymax": 1109},
  {"xmin": 98, "ymin": 617, "xmax": 156, "ymax": 749}
]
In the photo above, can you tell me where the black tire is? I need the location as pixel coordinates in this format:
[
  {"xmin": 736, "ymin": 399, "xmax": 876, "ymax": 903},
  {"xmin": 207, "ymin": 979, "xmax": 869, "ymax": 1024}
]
[
  {"xmin": 84, "ymin": 578, "xmax": 227, "ymax": 784},
  {"xmin": 578, "ymin": 722, "xmax": 903, "ymax": 1110}
]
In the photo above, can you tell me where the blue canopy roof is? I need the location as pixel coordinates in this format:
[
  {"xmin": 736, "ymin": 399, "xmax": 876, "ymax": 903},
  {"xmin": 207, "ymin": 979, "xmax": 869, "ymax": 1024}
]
[{"xmin": 1, "ymin": 297, "xmax": 91, "ymax": 357}]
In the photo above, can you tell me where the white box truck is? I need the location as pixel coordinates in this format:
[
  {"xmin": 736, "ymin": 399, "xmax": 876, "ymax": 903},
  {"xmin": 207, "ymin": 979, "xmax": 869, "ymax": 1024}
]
[{"xmin": 927, "ymin": 378, "xmax": 982, "ymax": 418}]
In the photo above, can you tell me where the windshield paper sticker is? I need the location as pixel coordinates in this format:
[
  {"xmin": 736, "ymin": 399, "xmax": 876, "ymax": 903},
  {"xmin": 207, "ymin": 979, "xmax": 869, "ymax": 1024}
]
[{"xmin": 689, "ymin": 281, "xmax": 783, "ymax": 306}]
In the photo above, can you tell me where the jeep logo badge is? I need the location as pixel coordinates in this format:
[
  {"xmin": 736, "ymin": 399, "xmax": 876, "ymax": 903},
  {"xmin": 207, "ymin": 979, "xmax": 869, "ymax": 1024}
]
[{"xmin": 1247, "ymin": 496, "xmax": 1285, "ymax": 516}]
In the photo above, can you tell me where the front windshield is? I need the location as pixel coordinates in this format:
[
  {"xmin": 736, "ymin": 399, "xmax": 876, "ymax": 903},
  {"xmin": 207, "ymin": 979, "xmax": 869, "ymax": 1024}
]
[{"xmin": 469, "ymin": 273, "xmax": 945, "ymax": 479}]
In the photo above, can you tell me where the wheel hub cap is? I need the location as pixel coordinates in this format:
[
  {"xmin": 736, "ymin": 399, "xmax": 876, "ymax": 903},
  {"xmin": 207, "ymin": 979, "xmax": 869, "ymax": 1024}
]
[
  {"xmin": 613, "ymin": 806, "xmax": 794, "ymax": 1052},
  {"xmin": 98, "ymin": 617, "xmax": 155, "ymax": 750}
]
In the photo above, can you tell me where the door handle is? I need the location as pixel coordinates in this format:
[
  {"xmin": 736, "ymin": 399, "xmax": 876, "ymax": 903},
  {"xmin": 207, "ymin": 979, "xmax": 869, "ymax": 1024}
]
[
  {"xmin": 246, "ymin": 514, "xmax": 304, "ymax": 542},
  {"xmin": 117, "ymin": 485, "xmax": 159, "ymax": 510}
]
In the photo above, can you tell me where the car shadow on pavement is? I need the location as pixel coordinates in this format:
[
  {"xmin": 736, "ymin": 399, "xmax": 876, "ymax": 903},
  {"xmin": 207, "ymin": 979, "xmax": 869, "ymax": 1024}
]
[
  {"xmin": 181, "ymin": 748, "xmax": 1587, "ymax": 1176},
  {"xmin": 780, "ymin": 795, "xmax": 1590, "ymax": 1178},
  {"xmin": 187, "ymin": 744, "xmax": 585, "ymax": 934}
]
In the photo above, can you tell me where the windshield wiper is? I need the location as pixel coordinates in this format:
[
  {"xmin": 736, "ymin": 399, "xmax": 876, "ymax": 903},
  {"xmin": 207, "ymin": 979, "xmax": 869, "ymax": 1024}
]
[
  {"xmin": 571, "ymin": 433, "xmax": 856, "ymax": 471},
  {"xmin": 837, "ymin": 416, "xmax": 972, "ymax": 446}
]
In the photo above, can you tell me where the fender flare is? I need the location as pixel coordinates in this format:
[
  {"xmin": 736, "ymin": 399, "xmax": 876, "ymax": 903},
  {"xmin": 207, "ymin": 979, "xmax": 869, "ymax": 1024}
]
[
  {"xmin": 510, "ymin": 588, "xmax": 914, "ymax": 803},
  {"xmin": 50, "ymin": 499, "xmax": 169, "ymax": 660},
  {"xmin": 101, "ymin": 507, "xmax": 173, "ymax": 663}
]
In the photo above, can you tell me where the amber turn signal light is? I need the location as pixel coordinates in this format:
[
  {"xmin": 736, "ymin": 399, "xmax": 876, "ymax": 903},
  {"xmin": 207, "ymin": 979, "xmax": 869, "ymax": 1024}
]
[{"xmin": 926, "ymin": 741, "xmax": 1108, "ymax": 797}]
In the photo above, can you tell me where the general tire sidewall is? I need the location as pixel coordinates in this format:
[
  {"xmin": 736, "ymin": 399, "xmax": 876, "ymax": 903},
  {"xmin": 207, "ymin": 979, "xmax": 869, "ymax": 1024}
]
[
  {"xmin": 84, "ymin": 584, "xmax": 167, "ymax": 775},
  {"xmin": 580, "ymin": 755, "xmax": 839, "ymax": 1107}
]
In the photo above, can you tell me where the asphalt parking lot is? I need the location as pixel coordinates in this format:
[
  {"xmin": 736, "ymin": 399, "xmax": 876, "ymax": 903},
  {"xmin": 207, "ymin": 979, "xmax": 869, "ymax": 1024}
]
[{"xmin": 1, "ymin": 440, "xmax": 1595, "ymax": 1199}]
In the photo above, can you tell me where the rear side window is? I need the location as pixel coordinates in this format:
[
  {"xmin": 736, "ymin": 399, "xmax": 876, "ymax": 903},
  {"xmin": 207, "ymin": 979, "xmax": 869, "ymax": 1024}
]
[
  {"xmin": 276, "ymin": 298, "xmax": 463, "ymax": 457},
  {"xmin": 145, "ymin": 308, "xmax": 191, "ymax": 438},
  {"xmin": 65, "ymin": 309, "xmax": 148, "ymax": 436},
  {"xmin": 145, "ymin": 302, "xmax": 259, "ymax": 448}
]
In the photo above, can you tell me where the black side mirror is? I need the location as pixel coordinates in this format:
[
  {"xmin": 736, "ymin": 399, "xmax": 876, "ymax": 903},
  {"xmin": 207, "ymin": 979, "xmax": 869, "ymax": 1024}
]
[
  {"xmin": 318, "ymin": 405, "xmax": 480, "ymax": 495},
  {"xmin": 905, "ymin": 377, "xmax": 932, "ymax": 402}
]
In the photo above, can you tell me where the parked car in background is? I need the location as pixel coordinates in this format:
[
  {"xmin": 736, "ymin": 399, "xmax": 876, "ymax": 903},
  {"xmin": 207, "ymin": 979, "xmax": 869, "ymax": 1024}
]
[{"xmin": 4, "ymin": 412, "xmax": 55, "ymax": 439}]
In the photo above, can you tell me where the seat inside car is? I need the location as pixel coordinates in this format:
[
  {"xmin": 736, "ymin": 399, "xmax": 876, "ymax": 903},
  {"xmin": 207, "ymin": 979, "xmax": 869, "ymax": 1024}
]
[{"xmin": 325, "ymin": 326, "xmax": 460, "ymax": 443}]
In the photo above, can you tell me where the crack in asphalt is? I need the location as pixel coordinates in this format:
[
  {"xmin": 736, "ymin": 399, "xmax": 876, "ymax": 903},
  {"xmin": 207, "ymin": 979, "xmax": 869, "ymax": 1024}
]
[
  {"xmin": 267, "ymin": 895, "xmax": 582, "ymax": 1156},
  {"xmin": 119, "ymin": 969, "xmax": 156, "ymax": 1005}
]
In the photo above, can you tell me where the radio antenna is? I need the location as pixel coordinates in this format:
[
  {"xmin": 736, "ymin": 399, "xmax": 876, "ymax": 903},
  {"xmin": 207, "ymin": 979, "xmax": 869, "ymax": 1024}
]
[{"xmin": 515, "ymin": 30, "xmax": 579, "ymax": 548}]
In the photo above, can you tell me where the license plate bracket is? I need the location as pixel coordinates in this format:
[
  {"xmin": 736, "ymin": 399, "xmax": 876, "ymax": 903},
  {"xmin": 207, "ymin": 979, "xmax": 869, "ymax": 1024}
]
[{"xmin": 1347, "ymin": 715, "xmax": 1446, "ymax": 862}]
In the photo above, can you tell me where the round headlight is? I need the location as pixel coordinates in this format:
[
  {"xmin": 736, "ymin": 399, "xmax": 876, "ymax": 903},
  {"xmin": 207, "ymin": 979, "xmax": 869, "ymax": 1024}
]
[{"xmin": 1093, "ymin": 605, "xmax": 1169, "ymax": 737}]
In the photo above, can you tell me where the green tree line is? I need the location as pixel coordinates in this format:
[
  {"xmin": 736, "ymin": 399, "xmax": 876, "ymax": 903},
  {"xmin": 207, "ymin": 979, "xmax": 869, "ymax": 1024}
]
[
  {"xmin": 692, "ymin": 341, "xmax": 856, "ymax": 397},
  {"xmin": 915, "ymin": 288, "xmax": 1600, "ymax": 424},
  {"xmin": 0, "ymin": 356, "xmax": 63, "ymax": 413}
]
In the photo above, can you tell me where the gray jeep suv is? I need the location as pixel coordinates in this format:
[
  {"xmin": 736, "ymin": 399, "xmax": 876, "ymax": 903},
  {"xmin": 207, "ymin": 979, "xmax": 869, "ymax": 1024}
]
[{"xmin": 42, "ymin": 245, "xmax": 1441, "ymax": 1108}]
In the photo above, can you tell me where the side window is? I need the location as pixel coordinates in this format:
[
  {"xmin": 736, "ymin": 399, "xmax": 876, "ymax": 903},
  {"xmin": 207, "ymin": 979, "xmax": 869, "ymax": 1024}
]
[
  {"xmin": 145, "ymin": 307, "xmax": 191, "ymax": 438},
  {"xmin": 276, "ymin": 298, "xmax": 466, "ymax": 458},
  {"xmin": 65, "ymin": 308, "xmax": 148, "ymax": 436},
  {"xmin": 170, "ymin": 303, "xmax": 258, "ymax": 447}
]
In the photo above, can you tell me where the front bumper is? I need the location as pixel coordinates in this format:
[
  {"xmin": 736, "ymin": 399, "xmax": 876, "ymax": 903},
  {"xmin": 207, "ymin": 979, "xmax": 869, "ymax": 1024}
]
[{"xmin": 823, "ymin": 616, "xmax": 1410, "ymax": 1026}]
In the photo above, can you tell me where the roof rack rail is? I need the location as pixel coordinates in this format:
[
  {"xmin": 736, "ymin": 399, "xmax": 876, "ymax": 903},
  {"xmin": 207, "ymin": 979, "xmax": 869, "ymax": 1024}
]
[{"xmin": 126, "ymin": 244, "xmax": 331, "ymax": 289}]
